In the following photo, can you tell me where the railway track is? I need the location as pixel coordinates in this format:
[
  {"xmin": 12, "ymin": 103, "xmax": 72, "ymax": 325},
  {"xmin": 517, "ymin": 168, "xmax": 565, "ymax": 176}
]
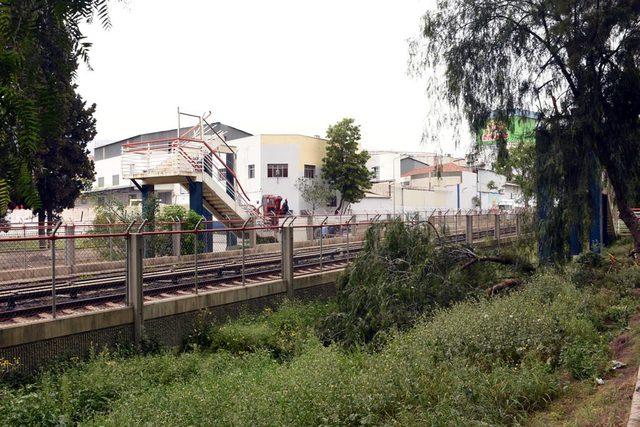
[
  {"xmin": 0, "ymin": 242, "xmax": 362, "ymax": 321},
  {"xmin": 0, "ymin": 224, "xmax": 518, "ymax": 323}
]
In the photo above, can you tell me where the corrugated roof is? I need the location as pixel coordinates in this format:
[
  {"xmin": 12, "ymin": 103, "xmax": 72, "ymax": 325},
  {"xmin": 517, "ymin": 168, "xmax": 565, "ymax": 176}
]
[{"xmin": 95, "ymin": 122, "xmax": 252, "ymax": 149}]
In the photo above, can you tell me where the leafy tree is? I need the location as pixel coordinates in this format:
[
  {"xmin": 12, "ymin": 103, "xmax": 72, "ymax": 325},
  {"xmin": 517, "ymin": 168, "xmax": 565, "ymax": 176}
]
[
  {"xmin": 415, "ymin": 0, "xmax": 640, "ymax": 253},
  {"xmin": 322, "ymin": 118, "xmax": 372, "ymax": 213},
  {"xmin": 0, "ymin": 0, "xmax": 111, "ymax": 215},
  {"xmin": 501, "ymin": 141, "xmax": 536, "ymax": 208},
  {"xmin": 295, "ymin": 177, "xmax": 333, "ymax": 213},
  {"xmin": 157, "ymin": 205, "xmax": 205, "ymax": 255},
  {"xmin": 34, "ymin": 93, "xmax": 97, "ymax": 227}
]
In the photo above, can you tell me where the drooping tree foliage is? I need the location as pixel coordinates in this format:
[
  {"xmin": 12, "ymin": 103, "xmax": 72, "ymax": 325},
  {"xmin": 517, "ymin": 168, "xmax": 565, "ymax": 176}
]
[
  {"xmin": 414, "ymin": 0, "xmax": 640, "ymax": 254},
  {"xmin": 319, "ymin": 220, "xmax": 535, "ymax": 349},
  {"xmin": 322, "ymin": 118, "xmax": 372, "ymax": 213},
  {"xmin": 0, "ymin": 0, "xmax": 111, "ymax": 216}
]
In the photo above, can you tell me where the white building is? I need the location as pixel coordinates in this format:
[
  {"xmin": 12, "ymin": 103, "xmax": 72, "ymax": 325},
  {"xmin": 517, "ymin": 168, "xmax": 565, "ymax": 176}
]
[
  {"xmin": 36, "ymin": 122, "xmax": 523, "ymax": 226},
  {"xmin": 232, "ymin": 134, "xmax": 332, "ymax": 214},
  {"xmin": 366, "ymin": 150, "xmax": 461, "ymax": 182},
  {"xmin": 86, "ymin": 126, "xmax": 335, "ymax": 218},
  {"xmin": 398, "ymin": 162, "xmax": 523, "ymax": 210}
]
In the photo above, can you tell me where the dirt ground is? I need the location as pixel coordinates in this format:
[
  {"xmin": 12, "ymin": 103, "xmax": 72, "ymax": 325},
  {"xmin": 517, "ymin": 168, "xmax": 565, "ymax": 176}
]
[{"xmin": 527, "ymin": 313, "xmax": 640, "ymax": 427}]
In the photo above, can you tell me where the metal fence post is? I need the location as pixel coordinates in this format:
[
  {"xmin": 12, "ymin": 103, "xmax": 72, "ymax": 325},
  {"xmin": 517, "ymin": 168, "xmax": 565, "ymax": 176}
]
[
  {"xmin": 345, "ymin": 217, "xmax": 351, "ymax": 261},
  {"xmin": 51, "ymin": 221, "xmax": 62, "ymax": 318},
  {"xmin": 127, "ymin": 232, "xmax": 144, "ymax": 346},
  {"xmin": 466, "ymin": 214, "xmax": 474, "ymax": 244},
  {"xmin": 281, "ymin": 224, "xmax": 294, "ymax": 298},
  {"xmin": 455, "ymin": 211, "xmax": 459, "ymax": 239}
]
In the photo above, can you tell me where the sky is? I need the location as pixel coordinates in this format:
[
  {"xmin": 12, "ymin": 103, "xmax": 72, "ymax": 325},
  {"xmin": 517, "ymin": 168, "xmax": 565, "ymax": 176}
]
[{"xmin": 77, "ymin": 0, "xmax": 470, "ymax": 156}]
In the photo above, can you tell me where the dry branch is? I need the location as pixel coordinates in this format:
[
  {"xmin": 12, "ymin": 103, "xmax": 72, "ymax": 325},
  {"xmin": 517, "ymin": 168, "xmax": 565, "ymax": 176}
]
[{"xmin": 486, "ymin": 278, "xmax": 523, "ymax": 297}]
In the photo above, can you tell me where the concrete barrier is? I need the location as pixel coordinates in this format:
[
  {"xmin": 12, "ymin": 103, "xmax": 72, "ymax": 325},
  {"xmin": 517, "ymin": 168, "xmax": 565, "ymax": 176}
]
[{"xmin": 0, "ymin": 267, "xmax": 341, "ymax": 373}]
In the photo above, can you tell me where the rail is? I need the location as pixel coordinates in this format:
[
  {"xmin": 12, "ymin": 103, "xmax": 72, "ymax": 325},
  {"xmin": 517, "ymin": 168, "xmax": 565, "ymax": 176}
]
[{"xmin": 0, "ymin": 211, "xmax": 533, "ymax": 326}]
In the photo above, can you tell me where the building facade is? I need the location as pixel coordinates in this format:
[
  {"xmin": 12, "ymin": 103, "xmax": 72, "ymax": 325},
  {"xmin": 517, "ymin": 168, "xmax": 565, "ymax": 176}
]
[{"xmin": 232, "ymin": 134, "xmax": 330, "ymax": 214}]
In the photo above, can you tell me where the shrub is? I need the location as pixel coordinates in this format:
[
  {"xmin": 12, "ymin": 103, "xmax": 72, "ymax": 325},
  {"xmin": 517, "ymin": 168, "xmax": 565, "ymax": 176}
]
[
  {"xmin": 318, "ymin": 220, "xmax": 526, "ymax": 348},
  {"xmin": 184, "ymin": 300, "xmax": 335, "ymax": 360},
  {"xmin": 1, "ymin": 244, "xmax": 635, "ymax": 425}
]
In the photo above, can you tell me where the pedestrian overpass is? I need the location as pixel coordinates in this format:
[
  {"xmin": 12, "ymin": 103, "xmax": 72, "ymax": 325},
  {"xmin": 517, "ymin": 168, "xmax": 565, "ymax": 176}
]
[{"xmin": 121, "ymin": 111, "xmax": 260, "ymax": 232}]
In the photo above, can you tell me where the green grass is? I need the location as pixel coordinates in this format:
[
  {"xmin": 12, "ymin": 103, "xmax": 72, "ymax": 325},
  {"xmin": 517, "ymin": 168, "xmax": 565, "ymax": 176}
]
[
  {"xmin": 1, "ymin": 266, "xmax": 636, "ymax": 426},
  {"xmin": 1, "ymin": 237, "xmax": 638, "ymax": 426}
]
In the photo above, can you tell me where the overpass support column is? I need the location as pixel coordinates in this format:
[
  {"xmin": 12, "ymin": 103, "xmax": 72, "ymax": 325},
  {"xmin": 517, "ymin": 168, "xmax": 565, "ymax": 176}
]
[
  {"xmin": 281, "ymin": 226, "xmax": 294, "ymax": 298},
  {"xmin": 188, "ymin": 181, "xmax": 214, "ymax": 252},
  {"xmin": 466, "ymin": 215, "xmax": 474, "ymax": 244},
  {"xmin": 127, "ymin": 233, "xmax": 144, "ymax": 346},
  {"xmin": 141, "ymin": 185, "xmax": 155, "ymax": 219}
]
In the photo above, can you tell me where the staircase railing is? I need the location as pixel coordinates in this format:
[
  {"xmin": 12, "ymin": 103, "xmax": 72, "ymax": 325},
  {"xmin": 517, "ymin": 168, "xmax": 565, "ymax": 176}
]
[{"xmin": 122, "ymin": 136, "xmax": 263, "ymax": 223}]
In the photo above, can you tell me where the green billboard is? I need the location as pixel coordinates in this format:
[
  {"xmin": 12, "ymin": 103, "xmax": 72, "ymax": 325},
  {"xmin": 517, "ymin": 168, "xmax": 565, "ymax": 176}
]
[{"xmin": 477, "ymin": 113, "xmax": 537, "ymax": 147}]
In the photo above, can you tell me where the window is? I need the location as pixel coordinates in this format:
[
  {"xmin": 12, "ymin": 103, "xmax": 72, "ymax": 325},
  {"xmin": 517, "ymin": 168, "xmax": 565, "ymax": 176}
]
[
  {"xmin": 94, "ymin": 147, "xmax": 104, "ymax": 161},
  {"xmin": 304, "ymin": 164, "xmax": 316, "ymax": 179},
  {"xmin": 372, "ymin": 166, "xmax": 380, "ymax": 180},
  {"xmin": 97, "ymin": 177, "xmax": 104, "ymax": 188},
  {"xmin": 158, "ymin": 192, "xmax": 172, "ymax": 205},
  {"xmin": 248, "ymin": 164, "xmax": 255, "ymax": 179},
  {"xmin": 112, "ymin": 174, "xmax": 119, "ymax": 186},
  {"xmin": 218, "ymin": 168, "xmax": 227, "ymax": 181},
  {"xmin": 267, "ymin": 163, "xmax": 288, "ymax": 178}
]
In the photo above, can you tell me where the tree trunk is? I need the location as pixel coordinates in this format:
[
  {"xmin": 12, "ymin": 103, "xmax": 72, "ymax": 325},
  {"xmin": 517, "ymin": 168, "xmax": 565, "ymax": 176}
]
[
  {"xmin": 336, "ymin": 196, "xmax": 344, "ymax": 214},
  {"xmin": 37, "ymin": 210, "xmax": 46, "ymax": 249},
  {"xmin": 605, "ymin": 171, "xmax": 640, "ymax": 253},
  {"xmin": 47, "ymin": 209, "xmax": 53, "ymax": 250}
]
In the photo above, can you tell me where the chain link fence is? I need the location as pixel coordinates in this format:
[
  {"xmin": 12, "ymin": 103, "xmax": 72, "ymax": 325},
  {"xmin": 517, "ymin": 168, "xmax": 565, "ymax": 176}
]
[{"xmin": 0, "ymin": 212, "xmax": 530, "ymax": 325}]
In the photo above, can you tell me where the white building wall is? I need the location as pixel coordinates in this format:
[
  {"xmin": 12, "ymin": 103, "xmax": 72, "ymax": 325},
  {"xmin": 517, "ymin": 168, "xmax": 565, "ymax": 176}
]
[
  {"xmin": 94, "ymin": 156, "xmax": 123, "ymax": 189},
  {"xmin": 366, "ymin": 152, "xmax": 398, "ymax": 181},
  {"xmin": 350, "ymin": 196, "xmax": 393, "ymax": 213},
  {"xmin": 260, "ymin": 141, "xmax": 303, "ymax": 213},
  {"xmin": 233, "ymin": 136, "xmax": 263, "ymax": 206}
]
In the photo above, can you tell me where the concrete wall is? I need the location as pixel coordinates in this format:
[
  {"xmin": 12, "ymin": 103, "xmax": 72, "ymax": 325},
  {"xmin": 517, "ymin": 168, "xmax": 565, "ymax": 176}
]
[{"xmin": 0, "ymin": 269, "xmax": 341, "ymax": 373}]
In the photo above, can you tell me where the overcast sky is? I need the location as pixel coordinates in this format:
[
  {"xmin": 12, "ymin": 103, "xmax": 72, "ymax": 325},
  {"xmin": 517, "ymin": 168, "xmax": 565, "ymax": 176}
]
[{"xmin": 77, "ymin": 0, "xmax": 469, "ymax": 156}]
